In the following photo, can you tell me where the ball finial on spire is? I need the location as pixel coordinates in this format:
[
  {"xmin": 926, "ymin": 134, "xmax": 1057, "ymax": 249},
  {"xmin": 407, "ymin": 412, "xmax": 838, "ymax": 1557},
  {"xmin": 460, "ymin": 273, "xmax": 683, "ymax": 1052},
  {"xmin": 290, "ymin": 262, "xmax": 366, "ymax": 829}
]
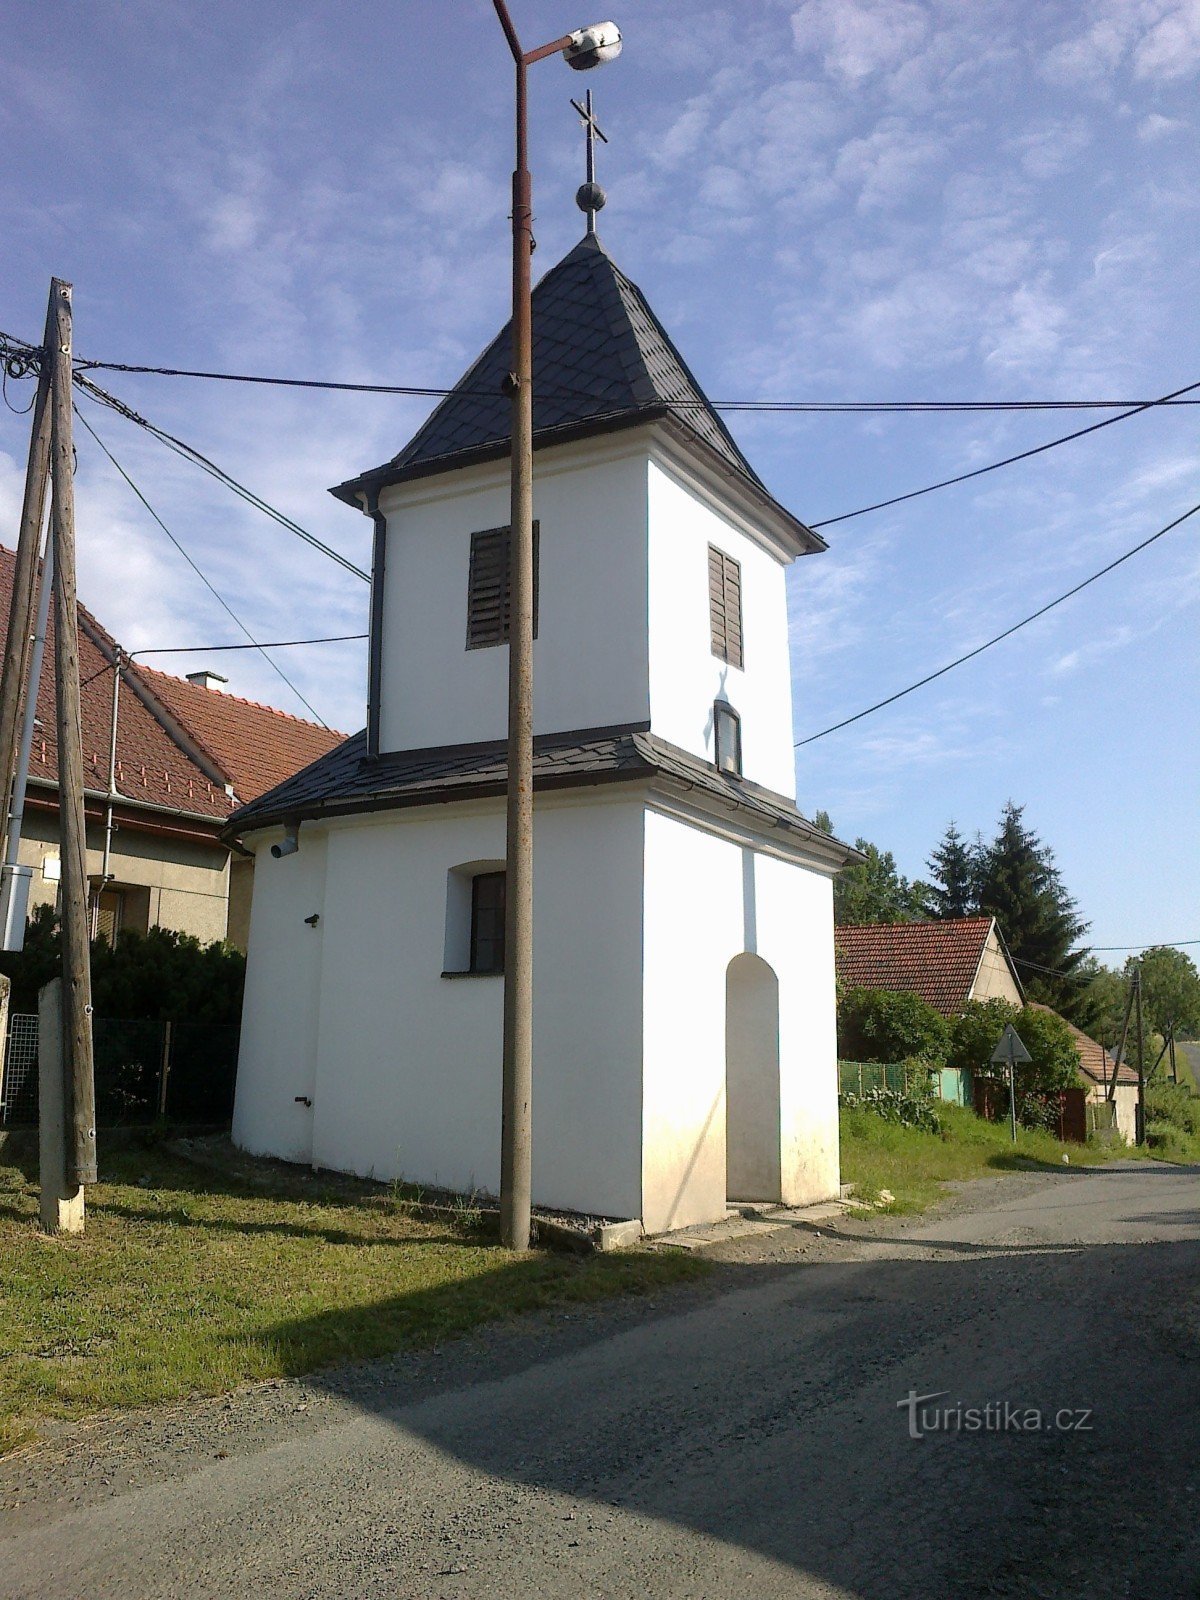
[
  {"xmin": 576, "ymin": 181, "xmax": 607, "ymax": 218},
  {"xmin": 570, "ymin": 90, "xmax": 609, "ymax": 235}
]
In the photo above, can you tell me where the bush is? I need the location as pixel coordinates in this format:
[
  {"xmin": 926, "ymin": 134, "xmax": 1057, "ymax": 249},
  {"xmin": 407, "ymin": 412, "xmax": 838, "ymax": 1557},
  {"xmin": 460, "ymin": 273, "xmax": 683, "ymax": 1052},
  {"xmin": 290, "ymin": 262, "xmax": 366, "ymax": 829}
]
[
  {"xmin": 0, "ymin": 905, "xmax": 245, "ymax": 1023},
  {"xmin": 948, "ymin": 998, "xmax": 1080, "ymax": 1092},
  {"xmin": 838, "ymin": 987, "xmax": 951, "ymax": 1066},
  {"xmin": 839, "ymin": 1085, "xmax": 942, "ymax": 1133},
  {"xmin": 1146, "ymin": 1081, "xmax": 1200, "ymax": 1137}
]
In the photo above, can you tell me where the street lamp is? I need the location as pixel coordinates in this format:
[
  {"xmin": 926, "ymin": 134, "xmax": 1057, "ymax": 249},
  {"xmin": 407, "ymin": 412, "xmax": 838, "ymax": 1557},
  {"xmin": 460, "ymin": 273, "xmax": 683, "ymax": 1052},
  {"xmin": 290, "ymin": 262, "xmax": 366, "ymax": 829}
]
[{"xmin": 490, "ymin": 3, "xmax": 621, "ymax": 1252}]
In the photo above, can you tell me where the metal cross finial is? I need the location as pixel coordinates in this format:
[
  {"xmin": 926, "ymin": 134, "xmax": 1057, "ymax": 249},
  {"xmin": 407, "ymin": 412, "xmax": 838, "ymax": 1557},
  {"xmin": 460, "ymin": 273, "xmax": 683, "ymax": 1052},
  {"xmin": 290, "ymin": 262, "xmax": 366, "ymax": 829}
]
[{"xmin": 571, "ymin": 89, "xmax": 608, "ymax": 234}]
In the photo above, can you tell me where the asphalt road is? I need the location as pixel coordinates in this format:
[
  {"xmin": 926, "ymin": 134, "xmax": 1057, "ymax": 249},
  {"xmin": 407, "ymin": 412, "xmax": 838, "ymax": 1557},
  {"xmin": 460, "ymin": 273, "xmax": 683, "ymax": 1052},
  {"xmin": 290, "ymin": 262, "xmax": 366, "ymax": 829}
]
[{"xmin": 2, "ymin": 1163, "xmax": 1198, "ymax": 1600}]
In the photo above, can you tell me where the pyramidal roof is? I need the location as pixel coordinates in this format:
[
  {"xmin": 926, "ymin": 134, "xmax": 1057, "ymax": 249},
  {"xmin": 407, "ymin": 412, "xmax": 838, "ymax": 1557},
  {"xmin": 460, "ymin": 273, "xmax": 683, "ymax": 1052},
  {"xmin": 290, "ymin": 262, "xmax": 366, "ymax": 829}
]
[{"xmin": 333, "ymin": 234, "xmax": 820, "ymax": 551}]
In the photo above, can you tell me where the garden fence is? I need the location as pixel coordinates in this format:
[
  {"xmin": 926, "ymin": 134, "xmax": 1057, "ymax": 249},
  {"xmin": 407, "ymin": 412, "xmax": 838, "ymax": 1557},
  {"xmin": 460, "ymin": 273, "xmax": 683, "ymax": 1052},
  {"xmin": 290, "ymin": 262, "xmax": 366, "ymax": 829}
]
[{"xmin": 0, "ymin": 1014, "xmax": 239, "ymax": 1127}]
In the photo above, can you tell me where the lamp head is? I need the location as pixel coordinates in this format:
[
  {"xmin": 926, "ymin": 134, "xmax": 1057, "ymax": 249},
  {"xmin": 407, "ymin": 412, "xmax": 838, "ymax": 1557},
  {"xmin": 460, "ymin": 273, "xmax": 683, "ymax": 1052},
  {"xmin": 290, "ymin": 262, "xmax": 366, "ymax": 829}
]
[{"xmin": 563, "ymin": 21, "xmax": 622, "ymax": 70}]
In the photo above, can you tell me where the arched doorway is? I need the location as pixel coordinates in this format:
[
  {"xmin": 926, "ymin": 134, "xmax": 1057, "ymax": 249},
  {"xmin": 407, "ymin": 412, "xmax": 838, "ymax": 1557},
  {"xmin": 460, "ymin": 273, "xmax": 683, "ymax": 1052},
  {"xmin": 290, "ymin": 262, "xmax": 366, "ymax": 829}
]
[{"xmin": 725, "ymin": 953, "xmax": 782, "ymax": 1202}]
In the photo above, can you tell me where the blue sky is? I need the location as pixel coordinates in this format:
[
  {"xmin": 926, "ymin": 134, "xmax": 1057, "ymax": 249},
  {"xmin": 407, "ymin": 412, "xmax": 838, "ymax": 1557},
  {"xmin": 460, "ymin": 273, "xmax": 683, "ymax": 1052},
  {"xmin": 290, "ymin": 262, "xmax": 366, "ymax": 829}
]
[{"xmin": 2, "ymin": 0, "xmax": 1197, "ymax": 955}]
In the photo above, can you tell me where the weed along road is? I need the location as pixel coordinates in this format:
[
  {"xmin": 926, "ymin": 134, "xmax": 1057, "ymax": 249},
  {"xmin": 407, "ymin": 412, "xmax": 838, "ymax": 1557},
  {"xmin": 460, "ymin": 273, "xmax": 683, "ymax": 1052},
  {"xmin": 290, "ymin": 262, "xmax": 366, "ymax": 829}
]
[{"xmin": 2, "ymin": 1163, "xmax": 1198, "ymax": 1599}]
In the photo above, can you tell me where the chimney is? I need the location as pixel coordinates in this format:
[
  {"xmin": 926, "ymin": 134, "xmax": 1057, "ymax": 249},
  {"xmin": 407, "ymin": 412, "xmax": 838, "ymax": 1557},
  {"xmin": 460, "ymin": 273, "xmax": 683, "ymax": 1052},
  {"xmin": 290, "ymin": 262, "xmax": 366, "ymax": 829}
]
[{"xmin": 185, "ymin": 669, "xmax": 229, "ymax": 692}]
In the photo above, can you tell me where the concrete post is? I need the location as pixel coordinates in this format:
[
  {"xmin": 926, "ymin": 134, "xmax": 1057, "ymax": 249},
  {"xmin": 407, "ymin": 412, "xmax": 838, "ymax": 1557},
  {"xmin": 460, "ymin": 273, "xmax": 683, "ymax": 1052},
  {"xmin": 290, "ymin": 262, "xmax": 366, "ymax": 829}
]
[{"xmin": 38, "ymin": 977, "xmax": 84, "ymax": 1234}]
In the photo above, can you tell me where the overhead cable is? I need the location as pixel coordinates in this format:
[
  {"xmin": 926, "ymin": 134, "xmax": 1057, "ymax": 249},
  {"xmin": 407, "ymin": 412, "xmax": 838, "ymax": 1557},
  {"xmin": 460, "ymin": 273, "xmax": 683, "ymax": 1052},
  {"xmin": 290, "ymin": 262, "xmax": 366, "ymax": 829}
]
[
  {"xmin": 70, "ymin": 370, "xmax": 369, "ymax": 582},
  {"xmin": 6, "ymin": 330, "xmax": 1200, "ymax": 414},
  {"xmin": 794, "ymin": 496, "xmax": 1200, "ymax": 747},
  {"xmin": 73, "ymin": 405, "xmax": 331, "ymax": 726},
  {"xmin": 810, "ymin": 377, "xmax": 1200, "ymax": 528}
]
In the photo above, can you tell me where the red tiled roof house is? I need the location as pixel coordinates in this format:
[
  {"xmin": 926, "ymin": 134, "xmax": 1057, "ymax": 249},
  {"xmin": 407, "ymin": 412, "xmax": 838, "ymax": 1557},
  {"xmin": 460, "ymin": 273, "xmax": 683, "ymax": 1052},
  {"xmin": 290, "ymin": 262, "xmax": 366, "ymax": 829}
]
[
  {"xmin": 0, "ymin": 547, "xmax": 343, "ymax": 948},
  {"xmin": 835, "ymin": 916, "xmax": 1024, "ymax": 1014}
]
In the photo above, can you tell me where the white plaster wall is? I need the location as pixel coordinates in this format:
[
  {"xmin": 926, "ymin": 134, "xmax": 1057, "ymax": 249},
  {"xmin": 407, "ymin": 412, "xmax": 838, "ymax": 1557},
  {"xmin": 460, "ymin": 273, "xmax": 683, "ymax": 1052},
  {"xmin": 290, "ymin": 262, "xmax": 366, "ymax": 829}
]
[
  {"xmin": 646, "ymin": 459, "xmax": 797, "ymax": 798},
  {"xmin": 237, "ymin": 795, "xmax": 645, "ymax": 1218},
  {"xmin": 377, "ymin": 444, "xmax": 650, "ymax": 752},
  {"xmin": 971, "ymin": 931, "xmax": 1023, "ymax": 1005},
  {"xmin": 641, "ymin": 807, "xmax": 839, "ymax": 1234},
  {"xmin": 232, "ymin": 828, "xmax": 328, "ymax": 1164}
]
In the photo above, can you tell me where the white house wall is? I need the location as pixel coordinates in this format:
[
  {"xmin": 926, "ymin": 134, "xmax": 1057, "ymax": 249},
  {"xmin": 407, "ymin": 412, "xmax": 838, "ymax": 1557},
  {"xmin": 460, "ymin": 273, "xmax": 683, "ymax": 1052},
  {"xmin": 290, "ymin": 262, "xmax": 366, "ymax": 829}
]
[
  {"xmin": 376, "ymin": 446, "xmax": 650, "ymax": 753},
  {"xmin": 970, "ymin": 930, "xmax": 1023, "ymax": 1005},
  {"xmin": 232, "ymin": 828, "xmax": 328, "ymax": 1165},
  {"xmin": 646, "ymin": 458, "xmax": 798, "ymax": 799},
  {"xmin": 641, "ymin": 806, "xmax": 839, "ymax": 1234},
  {"xmin": 234, "ymin": 794, "xmax": 646, "ymax": 1219}
]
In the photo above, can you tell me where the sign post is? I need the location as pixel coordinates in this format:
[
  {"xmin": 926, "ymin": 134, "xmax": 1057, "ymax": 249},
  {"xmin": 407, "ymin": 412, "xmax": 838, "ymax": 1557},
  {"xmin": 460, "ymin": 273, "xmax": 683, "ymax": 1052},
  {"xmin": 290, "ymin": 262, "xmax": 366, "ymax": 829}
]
[{"xmin": 990, "ymin": 1023, "xmax": 1032, "ymax": 1143}]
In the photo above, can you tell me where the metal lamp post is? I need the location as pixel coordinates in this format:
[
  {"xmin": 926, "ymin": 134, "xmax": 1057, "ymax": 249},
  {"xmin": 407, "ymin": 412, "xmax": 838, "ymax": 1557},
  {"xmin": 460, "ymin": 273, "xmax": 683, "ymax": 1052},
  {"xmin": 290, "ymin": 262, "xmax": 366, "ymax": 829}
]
[{"xmin": 489, "ymin": 4, "xmax": 621, "ymax": 1251}]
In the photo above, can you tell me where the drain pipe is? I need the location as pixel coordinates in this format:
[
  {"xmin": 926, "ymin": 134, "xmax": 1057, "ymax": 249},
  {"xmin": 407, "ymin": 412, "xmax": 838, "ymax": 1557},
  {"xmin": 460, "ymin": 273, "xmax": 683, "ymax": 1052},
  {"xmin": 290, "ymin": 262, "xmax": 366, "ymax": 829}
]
[
  {"xmin": 99, "ymin": 648, "xmax": 122, "ymax": 892},
  {"xmin": 0, "ymin": 535, "xmax": 54, "ymax": 951}
]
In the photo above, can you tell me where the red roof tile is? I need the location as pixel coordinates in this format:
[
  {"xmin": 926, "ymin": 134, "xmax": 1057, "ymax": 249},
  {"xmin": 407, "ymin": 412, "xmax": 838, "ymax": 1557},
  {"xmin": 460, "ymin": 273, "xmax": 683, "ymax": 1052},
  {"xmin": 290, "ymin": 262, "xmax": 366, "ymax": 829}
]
[
  {"xmin": 834, "ymin": 917, "xmax": 998, "ymax": 1016},
  {"xmin": 1029, "ymin": 1004, "xmax": 1138, "ymax": 1086},
  {"xmin": 0, "ymin": 545, "xmax": 345, "ymax": 826},
  {"xmin": 134, "ymin": 666, "xmax": 343, "ymax": 804},
  {"xmin": 0, "ymin": 548, "xmax": 233, "ymax": 822}
]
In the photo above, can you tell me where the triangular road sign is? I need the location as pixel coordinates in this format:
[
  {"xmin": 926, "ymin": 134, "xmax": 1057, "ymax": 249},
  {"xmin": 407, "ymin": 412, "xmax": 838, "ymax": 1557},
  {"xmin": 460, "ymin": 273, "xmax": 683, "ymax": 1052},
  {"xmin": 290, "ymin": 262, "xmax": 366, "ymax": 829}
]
[{"xmin": 991, "ymin": 1022, "xmax": 1033, "ymax": 1066}]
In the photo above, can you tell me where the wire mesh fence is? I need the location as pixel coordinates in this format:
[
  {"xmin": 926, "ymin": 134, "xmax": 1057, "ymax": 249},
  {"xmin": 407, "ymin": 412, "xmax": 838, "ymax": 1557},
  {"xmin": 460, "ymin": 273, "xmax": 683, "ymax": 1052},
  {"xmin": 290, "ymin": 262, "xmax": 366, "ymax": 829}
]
[
  {"xmin": 838, "ymin": 1060, "xmax": 932, "ymax": 1096},
  {"xmin": 0, "ymin": 1013, "xmax": 239, "ymax": 1127}
]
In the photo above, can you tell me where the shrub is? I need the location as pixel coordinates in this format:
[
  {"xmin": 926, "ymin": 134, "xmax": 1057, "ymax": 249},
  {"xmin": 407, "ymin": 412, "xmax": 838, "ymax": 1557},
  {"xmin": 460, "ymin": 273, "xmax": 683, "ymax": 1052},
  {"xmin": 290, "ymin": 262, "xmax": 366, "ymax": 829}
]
[
  {"xmin": 1146, "ymin": 1081, "xmax": 1200, "ymax": 1137},
  {"xmin": 837, "ymin": 987, "xmax": 951, "ymax": 1066},
  {"xmin": 0, "ymin": 905, "xmax": 245, "ymax": 1023},
  {"xmin": 948, "ymin": 998, "xmax": 1080, "ymax": 1092},
  {"xmin": 839, "ymin": 1085, "xmax": 942, "ymax": 1134}
]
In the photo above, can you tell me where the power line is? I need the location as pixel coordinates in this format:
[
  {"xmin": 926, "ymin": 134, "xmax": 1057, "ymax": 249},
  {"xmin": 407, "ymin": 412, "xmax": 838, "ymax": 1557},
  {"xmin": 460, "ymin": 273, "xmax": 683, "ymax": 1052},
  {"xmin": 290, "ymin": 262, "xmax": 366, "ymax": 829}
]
[
  {"xmin": 62, "ymin": 354, "xmax": 1200, "ymax": 413},
  {"xmin": 1092, "ymin": 940, "xmax": 1200, "ymax": 952},
  {"xmin": 73, "ymin": 405, "xmax": 330, "ymax": 726},
  {"xmin": 810, "ymin": 377, "xmax": 1200, "ymax": 528},
  {"xmin": 795, "ymin": 496, "xmax": 1200, "ymax": 747},
  {"xmin": 77, "ymin": 633, "xmax": 368, "ymax": 693},
  {"xmin": 8, "ymin": 331, "xmax": 1200, "ymax": 414},
  {"xmin": 135, "ymin": 634, "xmax": 367, "ymax": 656},
  {"xmin": 73, "ymin": 373, "xmax": 370, "ymax": 582}
]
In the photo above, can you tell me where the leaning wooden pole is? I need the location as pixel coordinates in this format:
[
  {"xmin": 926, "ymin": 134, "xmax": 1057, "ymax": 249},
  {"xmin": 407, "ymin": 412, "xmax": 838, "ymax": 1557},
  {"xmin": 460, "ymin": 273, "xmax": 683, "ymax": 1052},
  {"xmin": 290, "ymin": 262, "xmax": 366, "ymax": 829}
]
[
  {"xmin": 47, "ymin": 278, "xmax": 97, "ymax": 1188},
  {"xmin": 0, "ymin": 296, "xmax": 54, "ymax": 845}
]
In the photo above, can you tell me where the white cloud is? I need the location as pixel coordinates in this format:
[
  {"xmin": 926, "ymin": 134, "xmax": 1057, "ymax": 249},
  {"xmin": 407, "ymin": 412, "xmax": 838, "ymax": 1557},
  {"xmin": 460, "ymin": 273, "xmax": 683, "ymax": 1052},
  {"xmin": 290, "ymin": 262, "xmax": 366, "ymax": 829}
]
[
  {"xmin": 790, "ymin": 0, "xmax": 930, "ymax": 85},
  {"xmin": 1138, "ymin": 111, "xmax": 1188, "ymax": 138}
]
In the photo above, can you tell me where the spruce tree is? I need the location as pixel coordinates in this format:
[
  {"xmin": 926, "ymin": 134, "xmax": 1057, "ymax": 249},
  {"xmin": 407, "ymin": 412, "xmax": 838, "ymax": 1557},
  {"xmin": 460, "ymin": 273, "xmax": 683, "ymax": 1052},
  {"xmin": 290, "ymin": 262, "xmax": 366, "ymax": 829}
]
[
  {"xmin": 925, "ymin": 822, "xmax": 978, "ymax": 919},
  {"xmin": 974, "ymin": 802, "xmax": 1089, "ymax": 1011}
]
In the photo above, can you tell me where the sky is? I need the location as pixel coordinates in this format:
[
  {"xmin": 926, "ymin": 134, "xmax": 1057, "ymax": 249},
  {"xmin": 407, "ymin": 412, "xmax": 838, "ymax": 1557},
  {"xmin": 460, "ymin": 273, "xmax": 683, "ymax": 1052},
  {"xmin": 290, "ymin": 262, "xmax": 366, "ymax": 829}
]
[{"xmin": 1, "ymin": 0, "xmax": 1197, "ymax": 957}]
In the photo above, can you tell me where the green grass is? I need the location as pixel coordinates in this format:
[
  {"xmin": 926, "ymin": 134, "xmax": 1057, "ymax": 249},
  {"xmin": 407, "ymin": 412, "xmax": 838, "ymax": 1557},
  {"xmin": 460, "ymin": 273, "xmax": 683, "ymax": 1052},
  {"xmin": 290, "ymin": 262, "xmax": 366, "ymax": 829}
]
[
  {"xmin": 0, "ymin": 1142, "xmax": 707, "ymax": 1455},
  {"xmin": 839, "ymin": 1101, "xmax": 1149, "ymax": 1215}
]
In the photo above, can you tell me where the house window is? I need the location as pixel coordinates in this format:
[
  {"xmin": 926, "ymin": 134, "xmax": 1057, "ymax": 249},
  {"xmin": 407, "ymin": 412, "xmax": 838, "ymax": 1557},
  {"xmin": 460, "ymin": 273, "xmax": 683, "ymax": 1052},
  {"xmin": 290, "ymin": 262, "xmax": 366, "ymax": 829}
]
[
  {"xmin": 708, "ymin": 544, "xmax": 743, "ymax": 669},
  {"xmin": 714, "ymin": 701, "xmax": 742, "ymax": 777},
  {"xmin": 470, "ymin": 871, "xmax": 506, "ymax": 974},
  {"xmin": 90, "ymin": 886, "xmax": 124, "ymax": 947},
  {"xmin": 467, "ymin": 523, "xmax": 540, "ymax": 649}
]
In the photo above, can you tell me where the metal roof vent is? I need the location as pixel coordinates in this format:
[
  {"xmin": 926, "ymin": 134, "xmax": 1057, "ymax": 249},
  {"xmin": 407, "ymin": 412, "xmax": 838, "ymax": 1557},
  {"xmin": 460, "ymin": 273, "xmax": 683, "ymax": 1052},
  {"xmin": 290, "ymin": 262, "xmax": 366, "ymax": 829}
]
[{"xmin": 185, "ymin": 669, "xmax": 229, "ymax": 691}]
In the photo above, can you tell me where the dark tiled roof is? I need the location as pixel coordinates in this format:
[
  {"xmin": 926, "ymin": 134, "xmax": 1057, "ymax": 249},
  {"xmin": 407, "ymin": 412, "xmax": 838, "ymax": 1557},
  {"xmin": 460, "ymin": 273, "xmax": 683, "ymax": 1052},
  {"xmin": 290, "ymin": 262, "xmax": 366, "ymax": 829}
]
[
  {"xmin": 334, "ymin": 234, "xmax": 779, "ymax": 505},
  {"xmin": 835, "ymin": 917, "xmax": 1002, "ymax": 1016},
  {"xmin": 225, "ymin": 722, "xmax": 858, "ymax": 864}
]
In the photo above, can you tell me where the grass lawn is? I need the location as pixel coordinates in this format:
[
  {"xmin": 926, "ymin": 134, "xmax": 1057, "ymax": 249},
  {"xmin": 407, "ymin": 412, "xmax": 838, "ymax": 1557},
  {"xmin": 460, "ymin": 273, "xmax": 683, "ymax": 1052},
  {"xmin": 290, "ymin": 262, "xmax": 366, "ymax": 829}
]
[
  {"xmin": 839, "ymin": 1101, "xmax": 1150, "ymax": 1215},
  {"xmin": 0, "ymin": 1140, "xmax": 707, "ymax": 1457}
]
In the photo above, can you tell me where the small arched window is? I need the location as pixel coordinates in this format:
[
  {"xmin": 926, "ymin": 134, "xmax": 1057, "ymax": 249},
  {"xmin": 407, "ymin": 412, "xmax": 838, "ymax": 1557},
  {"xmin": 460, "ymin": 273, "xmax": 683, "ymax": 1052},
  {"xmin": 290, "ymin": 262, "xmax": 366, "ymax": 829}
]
[{"xmin": 714, "ymin": 701, "xmax": 742, "ymax": 777}]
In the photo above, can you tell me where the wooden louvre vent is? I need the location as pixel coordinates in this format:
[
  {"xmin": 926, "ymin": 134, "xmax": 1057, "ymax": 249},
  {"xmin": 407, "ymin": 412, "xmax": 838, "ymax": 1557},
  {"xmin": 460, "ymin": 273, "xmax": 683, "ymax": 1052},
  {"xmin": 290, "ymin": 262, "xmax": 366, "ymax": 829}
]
[
  {"xmin": 708, "ymin": 544, "xmax": 743, "ymax": 669},
  {"xmin": 466, "ymin": 523, "xmax": 540, "ymax": 649}
]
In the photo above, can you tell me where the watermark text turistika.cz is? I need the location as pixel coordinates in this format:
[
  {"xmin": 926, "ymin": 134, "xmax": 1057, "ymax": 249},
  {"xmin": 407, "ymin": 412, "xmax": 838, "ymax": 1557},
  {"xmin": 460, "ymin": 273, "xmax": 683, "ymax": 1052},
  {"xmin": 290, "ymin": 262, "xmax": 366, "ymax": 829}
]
[{"xmin": 898, "ymin": 1390, "xmax": 1094, "ymax": 1441}]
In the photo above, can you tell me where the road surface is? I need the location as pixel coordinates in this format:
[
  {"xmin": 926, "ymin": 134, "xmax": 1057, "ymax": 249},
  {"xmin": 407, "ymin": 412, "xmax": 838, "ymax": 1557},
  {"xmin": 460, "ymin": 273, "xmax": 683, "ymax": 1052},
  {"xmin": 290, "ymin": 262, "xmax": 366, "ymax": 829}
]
[{"xmin": 2, "ymin": 1163, "xmax": 1198, "ymax": 1599}]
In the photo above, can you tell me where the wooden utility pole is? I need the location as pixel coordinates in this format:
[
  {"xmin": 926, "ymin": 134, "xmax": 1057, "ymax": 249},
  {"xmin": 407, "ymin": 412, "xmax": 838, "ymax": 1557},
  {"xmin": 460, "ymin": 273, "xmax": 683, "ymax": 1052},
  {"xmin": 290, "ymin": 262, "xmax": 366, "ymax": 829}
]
[
  {"xmin": 47, "ymin": 278, "xmax": 97, "ymax": 1189},
  {"xmin": 0, "ymin": 300, "xmax": 54, "ymax": 877},
  {"xmin": 1133, "ymin": 964, "xmax": 1145, "ymax": 1147}
]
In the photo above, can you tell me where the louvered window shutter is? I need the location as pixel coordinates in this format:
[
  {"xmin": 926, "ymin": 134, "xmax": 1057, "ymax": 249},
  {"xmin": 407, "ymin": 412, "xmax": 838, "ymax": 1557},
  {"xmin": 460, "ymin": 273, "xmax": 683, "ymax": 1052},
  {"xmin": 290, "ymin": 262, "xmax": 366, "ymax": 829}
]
[
  {"xmin": 467, "ymin": 523, "xmax": 539, "ymax": 649},
  {"xmin": 708, "ymin": 544, "xmax": 744, "ymax": 669}
]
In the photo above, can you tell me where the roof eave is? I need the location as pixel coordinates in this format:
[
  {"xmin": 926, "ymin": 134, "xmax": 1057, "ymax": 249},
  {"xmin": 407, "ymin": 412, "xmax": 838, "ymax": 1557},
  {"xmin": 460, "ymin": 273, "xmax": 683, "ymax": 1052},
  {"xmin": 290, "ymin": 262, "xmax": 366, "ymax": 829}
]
[{"xmin": 330, "ymin": 406, "xmax": 675, "ymax": 509}]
